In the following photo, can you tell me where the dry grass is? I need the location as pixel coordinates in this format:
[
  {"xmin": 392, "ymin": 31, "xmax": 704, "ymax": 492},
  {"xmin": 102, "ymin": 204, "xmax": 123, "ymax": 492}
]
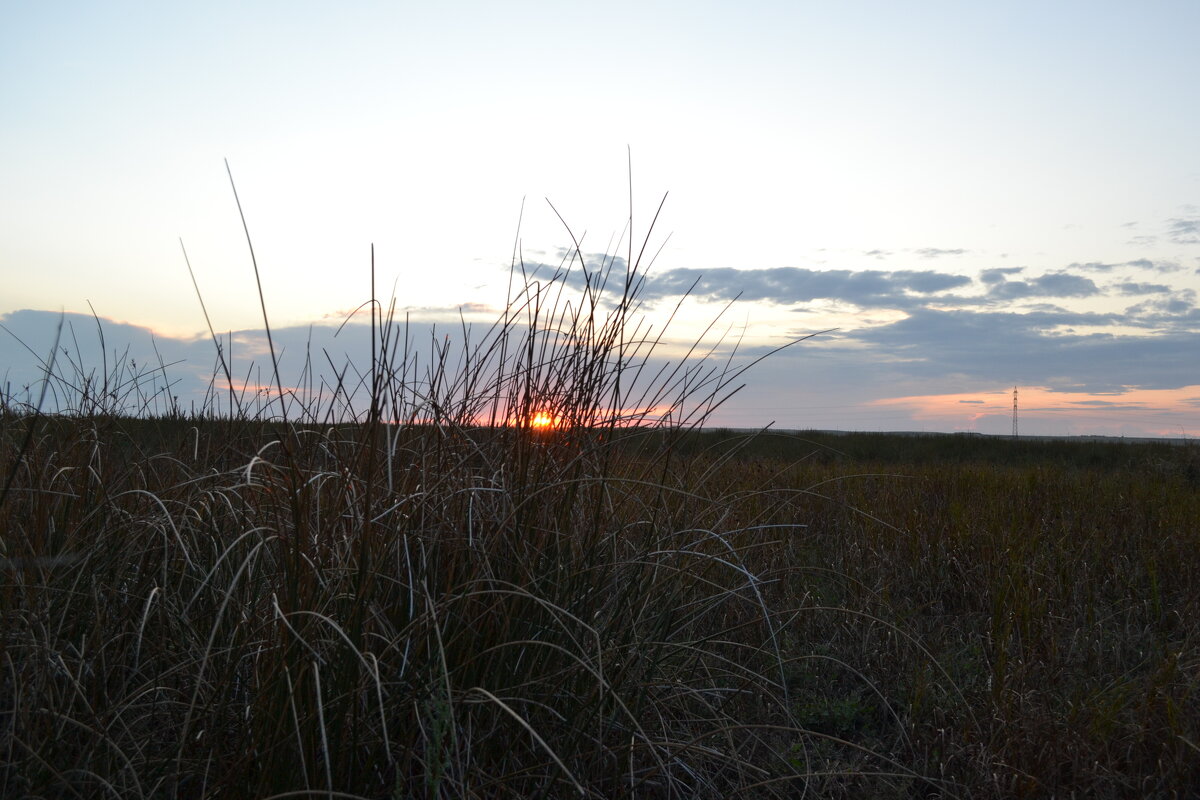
[
  {"xmin": 0, "ymin": 219, "xmax": 828, "ymax": 799},
  {"xmin": 2, "ymin": 201, "xmax": 1197, "ymax": 798}
]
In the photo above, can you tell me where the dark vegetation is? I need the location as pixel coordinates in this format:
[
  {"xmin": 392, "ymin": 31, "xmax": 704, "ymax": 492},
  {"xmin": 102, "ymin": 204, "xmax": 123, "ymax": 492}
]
[
  {"xmin": 642, "ymin": 426, "xmax": 1199, "ymax": 472},
  {"xmin": 2, "ymin": 196, "xmax": 1197, "ymax": 797},
  {"xmin": 4, "ymin": 406, "xmax": 1197, "ymax": 798}
]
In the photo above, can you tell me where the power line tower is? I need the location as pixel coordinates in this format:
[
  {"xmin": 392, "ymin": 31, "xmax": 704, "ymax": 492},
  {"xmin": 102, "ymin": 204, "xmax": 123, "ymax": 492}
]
[{"xmin": 1011, "ymin": 387, "xmax": 1019, "ymax": 439}]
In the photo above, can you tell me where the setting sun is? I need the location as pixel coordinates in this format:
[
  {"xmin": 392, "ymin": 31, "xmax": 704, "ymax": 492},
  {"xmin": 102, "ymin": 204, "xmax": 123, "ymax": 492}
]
[{"xmin": 530, "ymin": 411, "xmax": 555, "ymax": 429}]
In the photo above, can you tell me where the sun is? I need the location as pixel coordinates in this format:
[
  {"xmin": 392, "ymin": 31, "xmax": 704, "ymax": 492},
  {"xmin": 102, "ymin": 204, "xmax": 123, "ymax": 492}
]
[{"xmin": 530, "ymin": 411, "xmax": 555, "ymax": 429}]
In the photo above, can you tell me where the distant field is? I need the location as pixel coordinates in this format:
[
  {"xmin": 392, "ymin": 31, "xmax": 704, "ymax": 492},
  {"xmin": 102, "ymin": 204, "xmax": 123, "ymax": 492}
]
[
  {"xmin": 3, "ymin": 413, "xmax": 1196, "ymax": 798},
  {"xmin": 629, "ymin": 425, "xmax": 1199, "ymax": 469}
]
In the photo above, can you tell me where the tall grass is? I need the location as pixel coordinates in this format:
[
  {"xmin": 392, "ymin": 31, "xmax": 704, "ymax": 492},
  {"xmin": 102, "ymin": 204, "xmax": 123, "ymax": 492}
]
[
  {"xmin": 0, "ymin": 204, "xmax": 849, "ymax": 798},
  {"xmin": 6, "ymin": 194, "xmax": 1196, "ymax": 797}
]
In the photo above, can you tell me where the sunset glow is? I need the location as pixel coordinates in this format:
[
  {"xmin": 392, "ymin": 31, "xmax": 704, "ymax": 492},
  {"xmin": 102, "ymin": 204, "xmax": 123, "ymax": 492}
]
[
  {"xmin": 870, "ymin": 385, "xmax": 1200, "ymax": 438},
  {"xmin": 2, "ymin": 4, "xmax": 1198, "ymax": 438}
]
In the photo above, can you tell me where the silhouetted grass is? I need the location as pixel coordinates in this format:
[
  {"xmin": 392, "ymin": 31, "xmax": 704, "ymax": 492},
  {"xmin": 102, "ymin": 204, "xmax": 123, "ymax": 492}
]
[
  {"xmin": 2, "ymin": 204, "xmax": 1197, "ymax": 797},
  {"xmin": 0, "ymin": 214, "xmax": 831, "ymax": 799}
]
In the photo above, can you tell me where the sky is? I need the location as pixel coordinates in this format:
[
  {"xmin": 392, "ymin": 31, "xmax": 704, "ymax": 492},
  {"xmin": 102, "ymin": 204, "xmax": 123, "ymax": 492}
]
[{"xmin": 2, "ymin": 1, "xmax": 1199, "ymax": 436}]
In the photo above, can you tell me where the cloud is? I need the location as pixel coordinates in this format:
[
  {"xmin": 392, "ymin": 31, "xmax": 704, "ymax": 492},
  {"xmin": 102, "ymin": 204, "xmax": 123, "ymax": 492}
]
[
  {"xmin": 1070, "ymin": 259, "xmax": 1181, "ymax": 274},
  {"xmin": 913, "ymin": 247, "xmax": 967, "ymax": 258},
  {"xmin": 980, "ymin": 267, "xmax": 1023, "ymax": 284},
  {"xmin": 1115, "ymin": 282, "xmax": 1171, "ymax": 295},
  {"xmin": 986, "ymin": 272, "xmax": 1100, "ymax": 300},
  {"xmin": 389, "ymin": 301, "xmax": 503, "ymax": 316},
  {"xmin": 789, "ymin": 306, "xmax": 1200, "ymax": 393},
  {"xmin": 1123, "ymin": 294, "xmax": 1199, "ymax": 320},
  {"xmin": 1132, "ymin": 258, "xmax": 1184, "ymax": 273},
  {"xmin": 506, "ymin": 252, "xmax": 642, "ymax": 309},
  {"xmin": 890, "ymin": 270, "xmax": 972, "ymax": 293},
  {"xmin": 1067, "ymin": 399, "xmax": 1145, "ymax": 407},
  {"xmin": 640, "ymin": 267, "xmax": 974, "ymax": 308},
  {"xmin": 0, "ymin": 309, "xmax": 451, "ymax": 415},
  {"xmin": 5, "ymin": 301, "xmax": 1196, "ymax": 438},
  {"xmin": 1069, "ymin": 261, "xmax": 1121, "ymax": 273},
  {"xmin": 629, "ymin": 262, "xmax": 1183, "ymax": 317},
  {"xmin": 1167, "ymin": 217, "xmax": 1200, "ymax": 245}
]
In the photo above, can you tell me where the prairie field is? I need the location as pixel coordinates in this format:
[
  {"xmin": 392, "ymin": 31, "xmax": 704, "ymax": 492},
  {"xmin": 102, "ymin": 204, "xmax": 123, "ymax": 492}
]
[
  {"xmin": 3, "ymin": 411, "xmax": 1197, "ymax": 799},
  {"xmin": 2, "ymin": 259, "xmax": 1198, "ymax": 798}
]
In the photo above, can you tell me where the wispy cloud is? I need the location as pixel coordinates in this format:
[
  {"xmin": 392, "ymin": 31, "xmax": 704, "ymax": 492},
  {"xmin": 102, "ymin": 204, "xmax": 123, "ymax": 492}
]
[
  {"xmin": 1071, "ymin": 259, "xmax": 1181, "ymax": 273},
  {"xmin": 1114, "ymin": 282, "xmax": 1171, "ymax": 295},
  {"xmin": 640, "ymin": 267, "xmax": 973, "ymax": 308},
  {"xmin": 913, "ymin": 247, "xmax": 967, "ymax": 258},
  {"xmin": 1069, "ymin": 261, "xmax": 1121, "ymax": 273},
  {"xmin": 1166, "ymin": 216, "xmax": 1200, "ymax": 245}
]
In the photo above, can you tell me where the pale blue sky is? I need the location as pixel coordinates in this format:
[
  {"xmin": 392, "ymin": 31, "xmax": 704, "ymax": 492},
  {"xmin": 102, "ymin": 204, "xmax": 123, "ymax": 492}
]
[{"xmin": 2, "ymin": 1, "xmax": 1199, "ymax": 435}]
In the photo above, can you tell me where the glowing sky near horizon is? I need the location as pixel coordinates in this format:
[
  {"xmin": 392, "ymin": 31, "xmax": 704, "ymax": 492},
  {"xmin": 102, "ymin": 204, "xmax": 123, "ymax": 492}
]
[{"xmin": 2, "ymin": 1, "xmax": 1198, "ymax": 436}]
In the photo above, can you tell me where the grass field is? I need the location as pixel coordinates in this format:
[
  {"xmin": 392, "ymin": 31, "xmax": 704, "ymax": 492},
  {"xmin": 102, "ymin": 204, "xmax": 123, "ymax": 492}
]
[
  {"xmin": 2, "ymin": 245, "xmax": 1198, "ymax": 798},
  {"xmin": 5, "ymin": 416, "xmax": 1198, "ymax": 797}
]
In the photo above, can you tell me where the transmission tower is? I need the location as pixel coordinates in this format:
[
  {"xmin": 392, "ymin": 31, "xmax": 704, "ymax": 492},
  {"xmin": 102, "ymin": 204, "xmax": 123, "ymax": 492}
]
[{"xmin": 1011, "ymin": 387, "xmax": 1019, "ymax": 438}]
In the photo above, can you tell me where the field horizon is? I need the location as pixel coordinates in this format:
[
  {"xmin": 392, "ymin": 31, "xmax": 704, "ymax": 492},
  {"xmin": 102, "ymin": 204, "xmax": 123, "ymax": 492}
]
[
  {"xmin": 4, "ymin": 394, "xmax": 1197, "ymax": 797},
  {"xmin": 2, "ymin": 177, "xmax": 1197, "ymax": 797}
]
